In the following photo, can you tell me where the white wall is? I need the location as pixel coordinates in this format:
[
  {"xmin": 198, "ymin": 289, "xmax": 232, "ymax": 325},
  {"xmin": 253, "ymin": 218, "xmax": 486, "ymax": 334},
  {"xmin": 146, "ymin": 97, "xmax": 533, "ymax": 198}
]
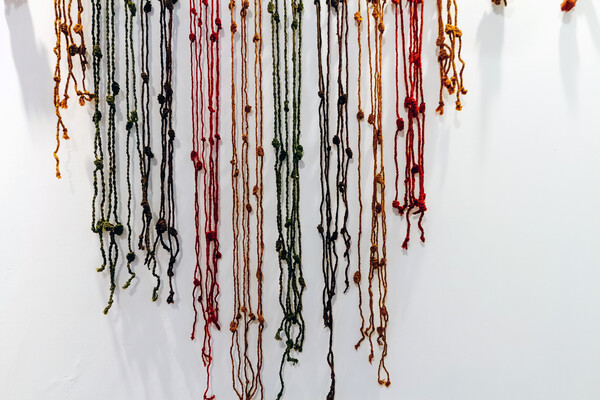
[{"xmin": 2, "ymin": 0, "xmax": 600, "ymax": 399}]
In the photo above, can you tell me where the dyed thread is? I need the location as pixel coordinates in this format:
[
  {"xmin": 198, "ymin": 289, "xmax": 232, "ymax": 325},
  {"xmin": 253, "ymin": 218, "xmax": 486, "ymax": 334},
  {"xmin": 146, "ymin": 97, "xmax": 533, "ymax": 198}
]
[
  {"xmin": 190, "ymin": 0, "xmax": 222, "ymax": 398},
  {"xmin": 138, "ymin": 0, "xmax": 155, "ymax": 264},
  {"xmin": 53, "ymin": 0, "xmax": 93, "ymax": 179},
  {"xmin": 354, "ymin": 0, "xmax": 391, "ymax": 387},
  {"xmin": 315, "ymin": 0, "xmax": 351, "ymax": 397},
  {"xmin": 150, "ymin": 0, "xmax": 180, "ymax": 304},
  {"xmin": 352, "ymin": 0, "xmax": 367, "ymax": 367},
  {"xmin": 228, "ymin": 0, "xmax": 265, "ymax": 398},
  {"xmin": 392, "ymin": 0, "xmax": 426, "ymax": 251},
  {"xmin": 435, "ymin": 0, "xmax": 467, "ymax": 115},
  {"xmin": 268, "ymin": 0, "xmax": 305, "ymax": 398}
]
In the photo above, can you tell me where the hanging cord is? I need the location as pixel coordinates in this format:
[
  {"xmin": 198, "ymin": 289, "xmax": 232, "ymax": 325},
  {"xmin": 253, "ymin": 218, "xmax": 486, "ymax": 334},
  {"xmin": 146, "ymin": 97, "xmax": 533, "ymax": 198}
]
[
  {"xmin": 352, "ymin": 0, "xmax": 367, "ymax": 361},
  {"xmin": 561, "ymin": 0, "xmax": 577, "ymax": 11},
  {"xmin": 315, "ymin": 0, "xmax": 336, "ymax": 397},
  {"xmin": 190, "ymin": 0, "xmax": 222, "ymax": 398},
  {"xmin": 122, "ymin": 0, "xmax": 139, "ymax": 290},
  {"xmin": 392, "ymin": 0, "xmax": 426, "ymax": 251},
  {"xmin": 229, "ymin": 0, "xmax": 265, "ymax": 398},
  {"xmin": 90, "ymin": 0, "xmax": 109, "ymax": 312},
  {"xmin": 355, "ymin": 0, "xmax": 390, "ymax": 387},
  {"xmin": 53, "ymin": 0, "xmax": 94, "ymax": 179},
  {"xmin": 268, "ymin": 0, "xmax": 305, "ymax": 398},
  {"xmin": 435, "ymin": 0, "xmax": 467, "ymax": 115},
  {"xmin": 150, "ymin": 0, "xmax": 180, "ymax": 304},
  {"xmin": 138, "ymin": 0, "xmax": 155, "ymax": 265}
]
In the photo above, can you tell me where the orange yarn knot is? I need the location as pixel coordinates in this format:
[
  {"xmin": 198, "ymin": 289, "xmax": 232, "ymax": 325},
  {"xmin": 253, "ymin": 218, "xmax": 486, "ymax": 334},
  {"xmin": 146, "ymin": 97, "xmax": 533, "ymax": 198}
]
[
  {"xmin": 561, "ymin": 0, "xmax": 577, "ymax": 11},
  {"xmin": 230, "ymin": 321, "xmax": 238, "ymax": 332}
]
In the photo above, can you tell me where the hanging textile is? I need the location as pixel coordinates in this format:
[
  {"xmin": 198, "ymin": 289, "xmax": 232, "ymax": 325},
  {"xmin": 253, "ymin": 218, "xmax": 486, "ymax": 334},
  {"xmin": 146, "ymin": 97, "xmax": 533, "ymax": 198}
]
[
  {"xmin": 354, "ymin": 0, "xmax": 391, "ymax": 387},
  {"xmin": 435, "ymin": 0, "xmax": 467, "ymax": 115},
  {"xmin": 190, "ymin": 0, "xmax": 222, "ymax": 398},
  {"xmin": 315, "ymin": 0, "xmax": 350, "ymax": 397},
  {"xmin": 268, "ymin": 0, "xmax": 305, "ymax": 398},
  {"xmin": 53, "ymin": 0, "xmax": 93, "ymax": 179},
  {"xmin": 228, "ymin": 0, "xmax": 265, "ymax": 398}
]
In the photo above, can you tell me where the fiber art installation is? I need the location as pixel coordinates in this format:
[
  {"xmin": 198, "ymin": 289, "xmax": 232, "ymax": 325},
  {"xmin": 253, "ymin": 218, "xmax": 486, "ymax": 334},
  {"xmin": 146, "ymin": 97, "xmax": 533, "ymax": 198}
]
[
  {"xmin": 267, "ymin": 0, "xmax": 305, "ymax": 398},
  {"xmin": 228, "ymin": 0, "xmax": 266, "ymax": 398},
  {"xmin": 53, "ymin": 0, "xmax": 94, "ymax": 179},
  {"xmin": 314, "ymin": 0, "xmax": 351, "ymax": 397},
  {"xmin": 353, "ymin": 0, "xmax": 391, "ymax": 388},
  {"xmin": 189, "ymin": 0, "xmax": 223, "ymax": 398}
]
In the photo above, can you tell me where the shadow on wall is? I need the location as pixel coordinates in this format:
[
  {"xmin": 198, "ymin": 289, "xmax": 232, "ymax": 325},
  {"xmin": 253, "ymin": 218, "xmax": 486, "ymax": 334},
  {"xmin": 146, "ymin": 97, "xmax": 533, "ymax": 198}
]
[{"xmin": 4, "ymin": 0, "xmax": 52, "ymax": 124}]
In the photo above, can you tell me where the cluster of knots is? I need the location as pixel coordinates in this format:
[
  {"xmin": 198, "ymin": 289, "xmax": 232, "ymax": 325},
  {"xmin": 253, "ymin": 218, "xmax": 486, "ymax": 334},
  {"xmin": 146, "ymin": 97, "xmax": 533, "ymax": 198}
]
[
  {"xmin": 189, "ymin": 0, "xmax": 222, "ymax": 398},
  {"xmin": 53, "ymin": 0, "xmax": 93, "ymax": 179},
  {"xmin": 268, "ymin": 0, "xmax": 305, "ymax": 399},
  {"xmin": 228, "ymin": 0, "xmax": 266, "ymax": 399},
  {"xmin": 354, "ymin": 0, "xmax": 391, "ymax": 388},
  {"xmin": 315, "ymin": 0, "xmax": 351, "ymax": 398},
  {"xmin": 435, "ymin": 0, "xmax": 467, "ymax": 115}
]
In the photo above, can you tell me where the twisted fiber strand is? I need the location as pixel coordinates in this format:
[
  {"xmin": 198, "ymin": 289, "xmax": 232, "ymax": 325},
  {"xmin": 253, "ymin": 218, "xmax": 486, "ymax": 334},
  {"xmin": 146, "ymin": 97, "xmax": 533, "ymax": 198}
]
[
  {"xmin": 352, "ymin": 0, "xmax": 366, "ymax": 357},
  {"xmin": 435, "ymin": 0, "xmax": 467, "ymax": 115},
  {"xmin": 138, "ymin": 0, "xmax": 155, "ymax": 265},
  {"xmin": 392, "ymin": 0, "xmax": 426, "ymax": 252},
  {"xmin": 190, "ymin": 0, "xmax": 222, "ymax": 398},
  {"xmin": 354, "ymin": 0, "xmax": 390, "ymax": 387},
  {"xmin": 150, "ymin": 0, "xmax": 180, "ymax": 305},
  {"xmin": 229, "ymin": 0, "xmax": 265, "ymax": 398},
  {"xmin": 53, "ymin": 0, "xmax": 93, "ymax": 179},
  {"xmin": 122, "ymin": 0, "xmax": 139, "ymax": 290},
  {"xmin": 268, "ymin": 0, "xmax": 305, "ymax": 398}
]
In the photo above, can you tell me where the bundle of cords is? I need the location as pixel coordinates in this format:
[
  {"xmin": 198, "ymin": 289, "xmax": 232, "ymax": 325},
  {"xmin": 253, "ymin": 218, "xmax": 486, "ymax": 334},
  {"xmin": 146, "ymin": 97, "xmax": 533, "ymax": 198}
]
[
  {"xmin": 53, "ymin": 0, "xmax": 94, "ymax": 179},
  {"xmin": 138, "ymin": 0, "xmax": 155, "ymax": 265},
  {"xmin": 90, "ymin": 0, "xmax": 125, "ymax": 314},
  {"xmin": 354, "ymin": 0, "xmax": 391, "ymax": 387},
  {"xmin": 435, "ymin": 0, "xmax": 467, "ymax": 115},
  {"xmin": 315, "ymin": 0, "xmax": 351, "ymax": 397},
  {"xmin": 150, "ymin": 0, "xmax": 180, "ymax": 304},
  {"xmin": 122, "ymin": 0, "xmax": 140, "ymax": 291},
  {"xmin": 268, "ymin": 0, "xmax": 305, "ymax": 398},
  {"xmin": 392, "ymin": 0, "xmax": 426, "ymax": 251},
  {"xmin": 228, "ymin": 0, "xmax": 265, "ymax": 398},
  {"xmin": 190, "ymin": 0, "xmax": 222, "ymax": 398}
]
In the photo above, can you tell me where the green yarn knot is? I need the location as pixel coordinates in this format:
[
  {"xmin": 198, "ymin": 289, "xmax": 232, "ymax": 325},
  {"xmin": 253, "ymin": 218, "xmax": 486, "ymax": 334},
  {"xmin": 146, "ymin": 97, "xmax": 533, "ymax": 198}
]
[
  {"xmin": 93, "ymin": 45, "xmax": 102, "ymax": 58},
  {"xmin": 94, "ymin": 158, "xmax": 103, "ymax": 170}
]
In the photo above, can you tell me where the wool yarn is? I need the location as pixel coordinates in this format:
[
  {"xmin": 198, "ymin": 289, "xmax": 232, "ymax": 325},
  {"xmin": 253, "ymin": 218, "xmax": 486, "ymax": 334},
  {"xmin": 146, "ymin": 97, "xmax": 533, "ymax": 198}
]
[
  {"xmin": 268, "ymin": 0, "xmax": 305, "ymax": 398},
  {"xmin": 354, "ymin": 0, "xmax": 391, "ymax": 387},
  {"xmin": 190, "ymin": 0, "xmax": 222, "ymax": 398},
  {"xmin": 435, "ymin": 0, "xmax": 467, "ymax": 115},
  {"xmin": 228, "ymin": 0, "xmax": 265, "ymax": 398},
  {"xmin": 53, "ymin": 0, "xmax": 94, "ymax": 179}
]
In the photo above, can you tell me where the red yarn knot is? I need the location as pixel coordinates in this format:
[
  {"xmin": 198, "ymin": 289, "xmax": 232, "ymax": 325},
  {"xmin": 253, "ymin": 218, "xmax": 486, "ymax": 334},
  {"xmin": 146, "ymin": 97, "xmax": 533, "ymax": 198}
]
[
  {"xmin": 189, "ymin": 33, "xmax": 196, "ymax": 42},
  {"xmin": 419, "ymin": 103, "xmax": 426, "ymax": 114},
  {"xmin": 193, "ymin": 278, "xmax": 201, "ymax": 286},
  {"xmin": 396, "ymin": 118, "xmax": 404, "ymax": 131},
  {"xmin": 190, "ymin": 7, "xmax": 197, "ymax": 15},
  {"xmin": 409, "ymin": 51, "xmax": 421, "ymax": 67},
  {"xmin": 215, "ymin": 18, "xmax": 222, "ymax": 29},
  {"xmin": 210, "ymin": 32, "xmax": 218, "ymax": 42},
  {"xmin": 190, "ymin": 150, "xmax": 198, "ymax": 161},
  {"xmin": 206, "ymin": 231, "xmax": 217, "ymax": 241}
]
